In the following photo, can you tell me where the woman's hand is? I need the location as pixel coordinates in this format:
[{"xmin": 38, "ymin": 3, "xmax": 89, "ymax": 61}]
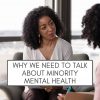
[
  {"xmin": 40, "ymin": 86, "xmax": 53, "ymax": 92},
  {"xmin": 23, "ymin": 89, "xmax": 34, "ymax": 100},
  {"xmin": 41, "ymin": 86, "xmax": 63, "ymax": 92},
  {"xmin": 57, "ymin": 94, "xmax": 64, "ymax": 100}
]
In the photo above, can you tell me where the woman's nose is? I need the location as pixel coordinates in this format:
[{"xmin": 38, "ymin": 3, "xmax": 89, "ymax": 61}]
[{"xmin": 47, "ymin": 26, "xmax": 53, "ymax": 31}]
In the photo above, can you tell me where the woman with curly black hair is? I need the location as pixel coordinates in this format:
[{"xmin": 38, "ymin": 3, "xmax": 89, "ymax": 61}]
[
  {"xmin": 82, "ymin": 4, "xmax": 100, "ymax": 100},
  {"xmin": 81, "ymin": 4, "xmax": 100, "ymax": 49},
  {"xmin": 22, "ymin": 6, "xmax": 73, "ymax": 100}
]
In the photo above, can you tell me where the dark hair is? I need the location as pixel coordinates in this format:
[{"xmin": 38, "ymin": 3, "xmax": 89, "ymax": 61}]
[
  {"xmin": 22, "ymin": 6, "xmax": 64, "ymax": 49},
  {"xmin": 81, "ymin": 4, "xmax": 100, "ymax": 49}
]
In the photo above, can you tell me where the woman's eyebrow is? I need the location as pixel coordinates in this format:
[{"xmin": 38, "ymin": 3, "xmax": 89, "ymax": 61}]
[
  {"xmin": 48, "ymin": 19, "xmax": 53, "ymax": 23},
  {"xmin": 39, "ymin": 23, "xmax": 47, "ymax": 27}
]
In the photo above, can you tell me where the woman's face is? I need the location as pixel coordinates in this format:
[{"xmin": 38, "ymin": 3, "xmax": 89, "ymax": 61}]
[{"xmin": 38, "ymin": 16, "xmax": 56, "ymax": 41}]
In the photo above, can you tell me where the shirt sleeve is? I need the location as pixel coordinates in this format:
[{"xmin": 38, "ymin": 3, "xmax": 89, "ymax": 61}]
[
  {"xmin": 95, "ymin": 63, "xmax": 100, "ymax": 85},
  {"xmin": 94, "ymin": 63, "xmax": 100, "ymax": 100},
  {"xmin": 62, "ymin": 40, "xmax": 73, "ymax": 60},
  {"xmin": 64, "ymin": 44, "xmax": 73, "ymax": 60},
  {"xmin": 23, "ymin": 46, "xmax": 33, "ymax": 60}
]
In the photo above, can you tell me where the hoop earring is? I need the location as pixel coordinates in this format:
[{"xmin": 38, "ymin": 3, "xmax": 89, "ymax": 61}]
[{"xmin": 38, "ymin": 34, "xmax": 40, "ymax": 43}]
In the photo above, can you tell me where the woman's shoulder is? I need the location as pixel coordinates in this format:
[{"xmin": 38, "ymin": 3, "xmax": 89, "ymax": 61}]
[
  {"xmin": 23, "ymin": 45, "xmax": 36, "ymax": 60},
  {"xmin": 24, "ymin": 45, "xmax": 32, "ymax": 53},
  {"xmin": 24, "ymin": 45, "xmax": 35, "ymax": 52},
  {"xmin": 96, "ymin": 63, "xmax": 100, "ymax": 73},
  {"xmin": 58, "ymin": 38, "xmax": 71, "ymax": 46}
]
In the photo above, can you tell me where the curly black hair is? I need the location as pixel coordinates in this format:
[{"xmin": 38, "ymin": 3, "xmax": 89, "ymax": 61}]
[
  {"xmin": 22, "ymin": 6, "xmax": 64, "ymax": 49},
  {"xmin": 81, "ymin": 4, "xmax": 100, "ymax": 49}
]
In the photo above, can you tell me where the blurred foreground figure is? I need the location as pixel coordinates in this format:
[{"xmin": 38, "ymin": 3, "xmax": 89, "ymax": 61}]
[
  {"xmin": 81, "ymin": 3, "xmax": 100, "ymax": 100},
  {"xmin": 58, "ymin": 3, "xmax": 100, "ymax": 100}
]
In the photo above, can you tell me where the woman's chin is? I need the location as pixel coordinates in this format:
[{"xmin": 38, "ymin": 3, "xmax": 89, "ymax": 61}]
[{"xmin": 49, "ymin": 35, "xmax": 57, "ymax": 40}]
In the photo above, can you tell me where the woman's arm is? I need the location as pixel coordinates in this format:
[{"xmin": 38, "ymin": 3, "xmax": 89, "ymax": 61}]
[{"xmin": 94, "ymin": 63, "xmax": 100, "ymax": 100}]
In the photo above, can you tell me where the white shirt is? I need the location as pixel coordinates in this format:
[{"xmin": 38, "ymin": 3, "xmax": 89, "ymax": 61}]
[
  {"xmin": 23, "ymin": 38, "xmax": 73, "ymax": 89},
  {"xmin": 23, "ymin": 38, "xmax": 73, "ymax": 60}
]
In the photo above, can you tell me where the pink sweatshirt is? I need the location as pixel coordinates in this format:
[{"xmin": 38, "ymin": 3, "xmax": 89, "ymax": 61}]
[{"xmin": 94, "ymin": 63, "xmax": 100, "ymax": 100}]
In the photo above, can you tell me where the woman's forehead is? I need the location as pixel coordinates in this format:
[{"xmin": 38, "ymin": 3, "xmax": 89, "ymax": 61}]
[{"xmin": 39, "ymin": 16, "xmax": 52, "ymax": 25}]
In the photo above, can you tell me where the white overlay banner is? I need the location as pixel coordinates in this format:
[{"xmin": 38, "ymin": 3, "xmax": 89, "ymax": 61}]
[{"xmin": 7, "ymin": 60, "xmax": 93, "ymax": 86}]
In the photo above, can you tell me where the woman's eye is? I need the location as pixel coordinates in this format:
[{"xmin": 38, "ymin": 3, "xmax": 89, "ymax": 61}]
[{"xmin": 41, "ymin": 26, "xmax": 46, "ymax": 30}]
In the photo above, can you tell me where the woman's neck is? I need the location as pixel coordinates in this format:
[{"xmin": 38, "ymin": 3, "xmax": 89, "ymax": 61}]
[{"xmin": 41, "ymin": 37, "xmax": 57, "ymax": 47}]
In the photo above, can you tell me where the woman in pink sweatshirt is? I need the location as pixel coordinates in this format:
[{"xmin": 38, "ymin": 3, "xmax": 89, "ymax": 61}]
[
  {"xmin": 77, "ymin": 3, "xmax": 100, "ymax": 100},
  {"xmin": 81, "ymin": 4, "xmax": 100, "ymax": 100},
  {"xmin": 58, "ymin": 3, "xmax": 100, "ymax": 100}
]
